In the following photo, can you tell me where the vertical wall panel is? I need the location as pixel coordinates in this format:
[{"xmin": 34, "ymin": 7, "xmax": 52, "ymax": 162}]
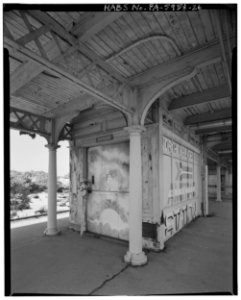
[
  {"xmin": 142, "ymin": 125, "xmax": 160, "ymax": 223},
  {"xmin": 69, "ymin": 145, "xmax": 87, "ymax": 233},
  {"xmin": 87, "ymin": 142, "xmax": 129, "ymax": 240},
  {"xmin": 159, "ymin": 129, "xmax": 201, "ymax": 243}
]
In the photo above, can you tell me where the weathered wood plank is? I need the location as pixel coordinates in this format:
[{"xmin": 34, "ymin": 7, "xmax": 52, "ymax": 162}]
[
  {"xmin": 169, "ymin": 84, "xmax": 230, "ymax": 111},
  {"xmin": 16, "ymin": 26, "xmax": 48, "ymax": 45},
  {"xmin": 5, "ymin": 37, "xmax": 132, "ymax": 114},
  {"xmin": 10, "ymin": 60, "xmax": 45, "ymax": 93},
  {"xmin": 131, "ymin": 38, "xmax": 230, "ymax": 86},
  {"xmin": 71, "ymin": 12, "xmax": 124, "ymax": 41},
  {"xmin": 195, "ymin": 125, "xmax": 232, "ymax": 135},
  {"xmin": 184, "ymin": 108, "xmax": 232, "ymax": 125}
]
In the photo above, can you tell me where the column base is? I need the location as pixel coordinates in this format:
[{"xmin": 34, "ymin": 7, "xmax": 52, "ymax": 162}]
[
  {"xmin": 44, "ymin": 228, "xmax": 61, "ymax": 236},
  {"xmin": 124, "ymin": 251, "xmax": 147, "ymax": 266}
]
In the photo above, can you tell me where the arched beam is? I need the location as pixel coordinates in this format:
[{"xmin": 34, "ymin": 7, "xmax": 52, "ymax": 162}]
[
  {"xmin": 106, "ymin": 35, "xmax": 182, "ymax": 62},
  {"xmin": 140, "ymin": 68, "xmax": 197, "ymax": 125},
  {"xmin": 140, "ymin": 57, "xmax": 222, "ymax": 125}
]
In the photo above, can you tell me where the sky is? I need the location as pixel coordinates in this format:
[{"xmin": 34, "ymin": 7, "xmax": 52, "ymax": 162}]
[{"xmin": 10, "ymin": 129, "xmax": 70, "ymax": 176}]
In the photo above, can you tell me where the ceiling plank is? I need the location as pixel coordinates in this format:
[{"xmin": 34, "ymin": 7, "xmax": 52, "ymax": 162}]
[
  {"xmin": 195, "ymin": 125, "xmax": 232, "ymax": 135},
  {"xmin": 169, "ymin": 84, "xmax": 230, "ymax": 111},
  {"xmin": 184, "ymin": 109, "xmax": 232, "ymax": 125},
  {"xmin": 10, "ymin": 60, "xmax": 45, "ymax": 93},
  {"xmin": 28, "ymin": 10, "xmax": 129, "ymax": 85},
  {"xmin": 212, "ymin": 142, "xmax": 232, "ymax": 151},
  {"xmin": 213, "ymin": 10, "xmax": 232, "ymax": 93},
  {"xmin": 45, "ymin": 96, "xmax": 96, "ymax": 118},
  {"xmin": 132, "ymin": 37, "xmax": 235, "ymax": 86},
  {"xmin": 5, "ymin": 36, "xmax": 132, "ymax": 115},
  {"xmin": 71, "ymin": 12, "xmax": 125, "ymax": 41},
  {"xmin": 16, "ymin": 26, "xmax": 49, "ymax": 45}
]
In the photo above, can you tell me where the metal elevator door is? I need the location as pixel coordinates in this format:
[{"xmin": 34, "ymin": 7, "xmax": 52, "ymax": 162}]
[{"xmin": 86, "ymin": 142, "xmax": 129, "ymax": 240}]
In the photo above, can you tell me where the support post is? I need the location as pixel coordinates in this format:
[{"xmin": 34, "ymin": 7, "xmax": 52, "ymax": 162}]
[
  {"xmin": 44, "ymin": 143, "xmax": 60, "ymax": 235},
  {"xmin": 124, "ymin": 125, "xmax": 147, "ymax": 266},
  {"xmin": 216, "ymin": 165, "xmax": 222, "ymax": 202},
  {"xmin": 204, "ymin": 165, "xmax": 209, "ymax": 215},
  {"xmin": 224, "ymin": 168, "xmax": 229, "ymax": 196}
]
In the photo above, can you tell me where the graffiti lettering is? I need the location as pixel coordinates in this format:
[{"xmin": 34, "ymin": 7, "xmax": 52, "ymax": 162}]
[{"xmin": 162, "ymin": 200, "xmax": 198, "ymax": 240}]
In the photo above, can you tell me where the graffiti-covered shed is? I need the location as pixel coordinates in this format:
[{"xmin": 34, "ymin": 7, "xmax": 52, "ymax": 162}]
[{"xmin": 6, "ymin": 5, "xmax": 235, "ymax": 266}]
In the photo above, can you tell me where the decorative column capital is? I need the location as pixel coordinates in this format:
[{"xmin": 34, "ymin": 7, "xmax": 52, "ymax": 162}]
[
  {"xmin": 45, "ymin": 143, "xmax": 60, "ymax": 151},
  {"xmin": 124, "ymin": 125, "xmax": 146, "ymax": 135}
]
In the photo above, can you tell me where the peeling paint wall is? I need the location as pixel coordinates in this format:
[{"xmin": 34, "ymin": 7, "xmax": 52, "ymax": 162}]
[
  {"xmin": 87, "ymin": 142, "xmax": 129, "ymax": 240},
  {"xmin": 142, "ymin": 125, "xmax": 160, "ymax": 223},
  {"xmin": 69, "ymin": 144, "xmax": 87, "ymax": 233},
  {"xmin": 159, "ymin": 129, "xmax": 202, "ymax": 244}
]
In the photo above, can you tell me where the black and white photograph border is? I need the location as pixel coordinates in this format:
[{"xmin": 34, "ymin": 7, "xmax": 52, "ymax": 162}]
[{"xmin": 3, "ymin": 0, "xmax": 238, "ymax": 296}]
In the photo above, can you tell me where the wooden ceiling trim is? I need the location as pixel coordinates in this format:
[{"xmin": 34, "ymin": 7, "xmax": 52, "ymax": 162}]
[
  {"xmin": 122, "ymin": 13, "xmax": 156, "ymax": 68},
  {"xmin": 175, "ymin": 12, "xmax": 197, "ymax": 49},
  {"xmin": 11, "ymin": 93, "xmax": 53, "ymax": 110},
  {"xmin": 11, "ymin": 96, "xmax": 50, "ymax": 112},
  {"xmin": 131, "ymin": 39, "xmax": 224, "ymax": 86},
  {"xmin": 110, "ymin": 24, "xmax": 149, "ymax": 73},
  {"xmin": 178, "ymin": 12, "xmax": 199, "ymax": 48},
  {"xmin": 101, "ymin": 25, "xmax": 143, "ymax": 74},
  {"xmin": 107, "ymin": 35, "xmax": 181, "ymax": 63},
  {"xmin": 184, "ymin": 108, "xmax": 232, "ymax": 125},
  {"xmin": 4, "ymin": 12, "xmax": 29, "ymax": 39},
  {"xmin": 5, "ymin": 37, "xmax": 132, "ymax": 114},
  {"xmin": 3, "ymin": 21, "xmax": 16, "ymax": 40},
  {"xmin": 199, "ymin": 10, "xmax": 216, "ymax": 42},
  {"xmin": 28, "ymin": 10, "xmax": 129, "ymax": 85},
  {"xmin": 114, "ymin": 17, "xmax": 153, "ymax": 70},
  {"xmin": 195, "ymin": 71, "xmax": 208, "ymax": 90},
  {"xmin": 10, "ymin": 60, "xmax": 45, "ymax": 94},
  {"xmin": 45, "ymin": 96, "xmax": 95, "ymax": 118},
  {"xmin": 20, "ymin": 11, "xmax": 49, "ymax": 59},
  {"xmin": 187, "ymin": 12, "xmax": 208, "ymax": 45},
  {"xmin": 195, "ymin": 125, "xmax": 232, "ymax": 135},
  {"xmin": 9, "ymin": 56, "xmax": 22, "ymax": 74},
  {"xmin": 169, "ymin": 84, "xmax": 230, "ymax": 111},
  {"xmin": 213, "ymin": 62, "xmax": 226, "ymax": 85},
  {"xmin": 109, "ymin": 19, "xmax": 150, "ymax": 72},
  {"xmin": 141, "ymin": 12, "xmax": 171, "ymax": 59},
  {"xmin": 16, "ymin": 85, "xmax": 61, "ymax": 109},
  {"xmin": 31, "ymin": 74, "xmax": 84, "ymax": 100},
  {"xmin": 164, "ymin": 12, "xmax": 189, "ymax": 52},
  {"xmin": 213, "ymin": 10, "xmax": 232, "ymax": 93},
  {"xmin": 131, "ymin": 13, "xmax": 163, "ymax": 66},
  {"xmin": 71, "ymin": 12, "xmax": 125, "ymax": 42},
  {"xmin": 16, "ymin": 25, "xmax": 49, "ymax": 46}
]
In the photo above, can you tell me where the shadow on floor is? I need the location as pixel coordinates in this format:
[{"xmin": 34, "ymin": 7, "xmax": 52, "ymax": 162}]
[{"xmin": 10, "ymin": 201, "xmax": 234, "ymax": 295}]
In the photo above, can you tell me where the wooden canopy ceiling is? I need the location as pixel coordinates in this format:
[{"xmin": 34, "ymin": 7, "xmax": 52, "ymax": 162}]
[{"xmin": 4, "ymin": 5, "xmax": 236, "ymax": 166}]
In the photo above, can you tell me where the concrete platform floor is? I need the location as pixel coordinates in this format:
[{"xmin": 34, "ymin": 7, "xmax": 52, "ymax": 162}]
[{"xmin": 10, "ymin": 200, "xmax": 235, "ymax": 295}]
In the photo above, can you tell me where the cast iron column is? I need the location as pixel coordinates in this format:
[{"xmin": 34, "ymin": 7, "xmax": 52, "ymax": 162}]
[
  {"xmin": 124, "ymin": 125, "xmax": 147, "ymax": 266},
  {"xmin": 216, "ymin": 165, "xmax": 222, "ymax": 202},
  {"xmin": 44, "ymin": 143, "xmax": 60, "ymax": 235}
]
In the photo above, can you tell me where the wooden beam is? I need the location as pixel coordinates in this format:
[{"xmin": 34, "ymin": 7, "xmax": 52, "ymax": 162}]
[
  {"xmin": 71, "ymin": 12, "xmax": 124, "ymax": 41},
  {"xmin": 10, "ymin": 60, "xmax": 45, "ymax": 93},
  {"xmin": 16, "ymin": 26, "xmax": 49, "ymax": 45},
  {"xmin": 213, "ymin": 10, "xmax": 232, "ymax": 93},
  {"xmin": 28, "ymin": 10, "xmax": 128, "ymax": 85},
  {"xmin": 169, "ymin": 84, "xmax": 230, "ymax": 111},
  {"xmin": 184, "ymin": 109, "xmax": 232, "ymax": 125},
  {"xmin": 131, "ymin": 38, "xmax": 235, "ymax": 86},
  {"xmin": 45, "ymin": 96, "xmax": 95, "ymax": 118},
  {"xmin": 5, "ymin": 37, "xmax": 132, "ymax": 115},
  {"xmin": 195, "ymin": 125, "xmax": 232, "ymax": 135},
  {"xmin": 212, "ymin": 142, "xmax": 232, "ymax": 151}
]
